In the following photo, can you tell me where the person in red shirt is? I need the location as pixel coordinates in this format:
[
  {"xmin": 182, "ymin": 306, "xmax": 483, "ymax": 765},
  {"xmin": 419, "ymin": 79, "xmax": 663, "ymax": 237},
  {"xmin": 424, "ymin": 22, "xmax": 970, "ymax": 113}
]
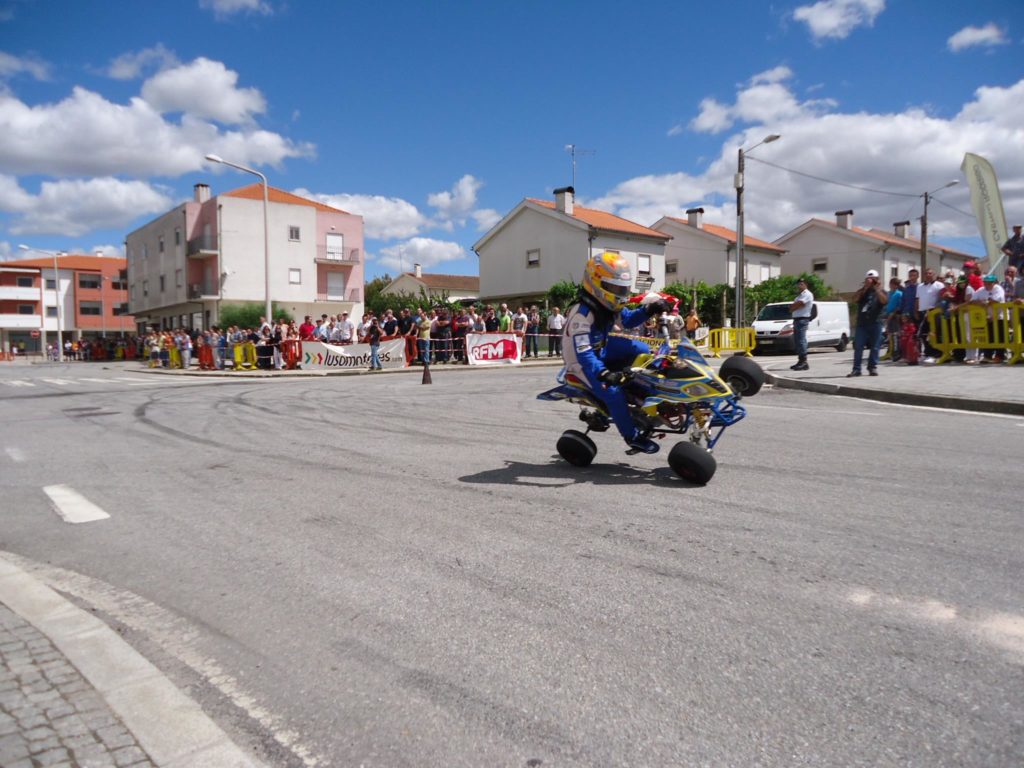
[{"xmin": 298, "ymin": 315, "xmax": 315, "ymax": 341}]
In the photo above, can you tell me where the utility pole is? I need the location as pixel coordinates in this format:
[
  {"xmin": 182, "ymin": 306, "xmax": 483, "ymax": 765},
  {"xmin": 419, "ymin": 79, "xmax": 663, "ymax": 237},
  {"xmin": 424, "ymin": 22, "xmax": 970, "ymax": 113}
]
[
  {"xmin": 919, "ymin": 180, "xmax": 958, "ymax": 275},
  {"xmin": 565, "ymin": 144, "xmax": 595, "ymax": 190}
]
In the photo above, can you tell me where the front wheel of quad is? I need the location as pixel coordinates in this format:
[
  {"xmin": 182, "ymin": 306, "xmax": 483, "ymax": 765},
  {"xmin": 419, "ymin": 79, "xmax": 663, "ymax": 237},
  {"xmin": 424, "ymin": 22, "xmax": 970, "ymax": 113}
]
[
  {"xmin": 557, "ymin": 429, "xmax": 597, "ymax": 467},
  {"xmin": 668, "ymin": 442, "xmax": 717, "ymax": 484},
  {"xmin": 719, "ymin": 356, "xmax": 765, "ymax": 397}
]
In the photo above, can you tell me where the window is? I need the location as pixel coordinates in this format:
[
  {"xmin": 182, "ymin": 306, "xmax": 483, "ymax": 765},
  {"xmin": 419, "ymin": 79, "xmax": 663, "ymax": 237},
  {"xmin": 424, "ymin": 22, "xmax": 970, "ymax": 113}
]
[
  {"xmin": 16, "ymin": 276, "xmax": 33, "ymax": 287},
  {"xmin": 175, "ymin": 269, "xmax": 183, "ymax": 288},
  {"xmin": 78, "ymin": 274, "xmax": 101, "ymax": 290},
  {"xmin": 174, "ymin": 228, "xmax": 181, "ymax": 246},
  {"xmin": 113, "ymin": 303, "xmax": 129, "ymax": 316},
  {"xmin": 812, "ymin": 259, "xmax": 828, "ymax": 273},
  {"xmin": 143, "ymin": 280, "xmax": 149, "ymax": 297},
  {"xmin": 46, "ymin": 278, "xmax": 56, "ymax": 290},
  {"xmin": 17, "ymin": 304, "xmax": 34, "ymax": 315},
  {"xmin": 289, "ymin": 226, "xmax": 301, "ymax": 241},
  {"xmin": 890, "ymin": 265, "xmax": 898, "ymax": 278},
  {"xmin": 159, "ymin": 276, "xmax": 165, "ymax": 292},
  {"xmin": 46, "ymin": 307, "xmax": 58, "ymax": 318},
  {"xmin": 526, "ymin": 249, "xmax": 540, "ymax": 268},
  {"xmin": 159, "ymin": 235, "xmax": 164, "ymax": 253},
  {"xmin": 142, "ymin": 244, "xmax": 148, "ymax": 259},
  {"xmin": 289, "ymin": 268, "xmax": 302, "ymax": 285},
  {"xmin": 79, "ymin": 301, "xmax": 101, "ymax": 316},
  {"xmin": 665, "ymin": 260, "xmax": 677, "ymax": 276},
  {"xmin": 637, "ymin": 254, "xmax": 651, "ymax": 275}
]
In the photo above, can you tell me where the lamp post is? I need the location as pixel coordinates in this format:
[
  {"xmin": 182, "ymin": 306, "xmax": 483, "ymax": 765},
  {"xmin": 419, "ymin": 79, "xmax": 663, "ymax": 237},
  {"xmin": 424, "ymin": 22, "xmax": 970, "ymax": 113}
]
[
  {"xmin": 735, "ymin": 134, "xmax": 780, "ymax": 328},
  {"xmin": 205, "ymin": 154, "xmax": 272, "ymax": 324},
  {"xmin": 18, "ymin": 244, "xmax": 64, "ymax": 362},
  {"xmin": 920, "ymin": 180, "xmax": 959, "ymax": 275}
]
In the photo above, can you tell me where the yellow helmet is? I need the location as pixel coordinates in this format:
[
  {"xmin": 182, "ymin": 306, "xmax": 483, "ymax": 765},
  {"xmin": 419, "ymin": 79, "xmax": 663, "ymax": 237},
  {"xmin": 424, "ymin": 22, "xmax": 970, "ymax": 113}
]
[{"xmin": 583, "ymin": 251, "xmax": 633, "ymax": 311}]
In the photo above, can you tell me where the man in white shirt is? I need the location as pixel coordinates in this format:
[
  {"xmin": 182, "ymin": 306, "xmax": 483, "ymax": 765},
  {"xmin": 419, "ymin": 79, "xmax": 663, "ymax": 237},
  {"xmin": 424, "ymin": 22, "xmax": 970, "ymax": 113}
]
[
  {"xmin": 788, "ymin": 278, "xmax": 814, "ymax": 370},
  {"xmin": 337, "ymin": 312, "xmax": 355, "ymax": 344},
  {"xmin": 972, "ymin": 274, "xmax": 1006, "ymax": 363},
  {"xmin": 916, "ymin": 268, "xmax": 944, "ymax": 363},
  {"xmin": 546, "ymin": 306, "xmax": 565, "ymax": 356}
]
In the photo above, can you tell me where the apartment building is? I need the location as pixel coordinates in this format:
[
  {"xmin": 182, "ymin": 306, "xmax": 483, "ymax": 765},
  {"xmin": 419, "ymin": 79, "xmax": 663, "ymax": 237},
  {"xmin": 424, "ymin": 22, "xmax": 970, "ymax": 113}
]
[
  {"xmin": 1, "ymin": 254, "xmax": 132, "ymax": 355},
  {"xmin": 125, "ymin": 183, "xmax": 364, "ymax": 331}
]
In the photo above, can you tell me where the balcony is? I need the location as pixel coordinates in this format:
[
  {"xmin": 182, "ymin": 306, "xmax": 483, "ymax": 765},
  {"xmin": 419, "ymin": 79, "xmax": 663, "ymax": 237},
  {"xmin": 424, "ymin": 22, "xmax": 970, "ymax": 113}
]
[
  {"xmin": 187, "ymin": 234, "xmax": 218, "ymax": 257},
  {"xmin": 0, "ymin": 286, "xmax": 41, "ymax": 301},
  {"xmin": 0, "ymin": 313, "xmax": 42, "ymax": 329},
  {"xmin": 315, "ymin": 290, "xmax": 361, "ymax": 303},
  {"xmin": 187, "ymin": 283, "xmax": 219, "ymax": 300},
  {"xmin": 315, "ymin": 246, "xmax": 360, "ymax": 264}
]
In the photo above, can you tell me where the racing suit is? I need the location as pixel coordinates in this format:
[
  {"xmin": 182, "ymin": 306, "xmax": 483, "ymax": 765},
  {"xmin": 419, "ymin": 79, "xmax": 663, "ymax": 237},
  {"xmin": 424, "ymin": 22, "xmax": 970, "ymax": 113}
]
[{"xmin": 561, "ymin": 294, "xmax": 655, "ymax": 443}]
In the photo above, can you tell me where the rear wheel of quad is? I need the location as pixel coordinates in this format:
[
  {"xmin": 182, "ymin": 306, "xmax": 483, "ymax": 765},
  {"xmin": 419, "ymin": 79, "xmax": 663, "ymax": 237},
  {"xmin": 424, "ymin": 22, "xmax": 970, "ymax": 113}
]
[
  {"xmin": 719, "ymin": 356, "xmax": 765, "ymax": 397},
  {"xmin": 557, "ymin": 429, "xmax": 597, "ymax": 467},
  {"xmin": 668, "ymin": 442, "xmax": 717, "ymax": 484}
]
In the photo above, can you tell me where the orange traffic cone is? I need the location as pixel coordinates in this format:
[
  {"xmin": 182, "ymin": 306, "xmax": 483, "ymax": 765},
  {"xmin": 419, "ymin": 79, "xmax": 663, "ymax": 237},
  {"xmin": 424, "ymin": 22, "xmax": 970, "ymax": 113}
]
[{"xmin": 421, "ymin": 360, "xmax": 432, "ymax": 384}]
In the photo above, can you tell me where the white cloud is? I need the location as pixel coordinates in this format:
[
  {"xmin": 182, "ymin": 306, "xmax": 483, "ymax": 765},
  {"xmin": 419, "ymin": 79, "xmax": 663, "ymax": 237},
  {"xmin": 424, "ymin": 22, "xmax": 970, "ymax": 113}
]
[
  {"xmin": 199, "ymin": 0, "xmax": 272, "ymax": 19},
  {"xmin": 0, "ymin": 51, "xmax": 50, "ymax": 81},
  {"xmin": 141, "ymin": 57, "xmax": 265, "ymax": 124},
  {"xmin": 947, "ymin": 23, "xmax": 1009, "ymax": 53},
  {"xmin": 591, "ymin": 73, "xmax": 1024, "ymax": 249},
  {"xmin": 472, "ymin": 208, "xmax": 501, "ymax": 232},
  {"xmin": 0, "ymin": 176, "xmax": 173, "ymax": 236},
  {"xmin": 377, "ymin": 237, "xmax": 464, "ymax": 273},
  {"xmin": 106, "ymin": 44, "xmax": 179, "ymax": 80},
  {"xmin": 0, "ymin": 84, "xmax": 312, "ymax": 177},
  {"xmin": 428, "ymin": 174, "xmax": 482, "ymax": 225},
  {"xmin": 793, "ymin": 0, "xmax": 885, "ymax": 42},
  {"xmin": 86, "ymin": 243, "xmax": 124, "ymax": 257},
  {"xmin": 293, "ymin": 189, "xmax": 428, "ymax": 240}
]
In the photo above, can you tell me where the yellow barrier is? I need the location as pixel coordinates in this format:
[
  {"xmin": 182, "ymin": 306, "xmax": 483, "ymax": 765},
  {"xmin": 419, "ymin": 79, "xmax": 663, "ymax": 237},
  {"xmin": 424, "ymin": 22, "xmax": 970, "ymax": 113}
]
[
  {"xmin": 927, "ymin": 303, "xmax": 1023, "ymax": 365},
  {"xmin": 232, "ymin": 341, "xmax": 257, "ymax": 370},
  {"xmin": 707, "ymin": 327, "xmax": 755, "ymax": 358}
]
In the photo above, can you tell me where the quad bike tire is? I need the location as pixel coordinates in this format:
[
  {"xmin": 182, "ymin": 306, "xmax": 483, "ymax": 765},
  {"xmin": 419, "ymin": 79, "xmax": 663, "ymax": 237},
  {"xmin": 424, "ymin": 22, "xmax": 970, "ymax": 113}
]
[
  {"xmin": 668, "ymin": 441, "xmax": 717, "ymax": 484},
  {"xmin": 557, "ymin": 429, "xmax": 597, "ymax": 467},
  {"xmin": 719, "ymin": 356, "xmax": 765, "ymax": 397}
]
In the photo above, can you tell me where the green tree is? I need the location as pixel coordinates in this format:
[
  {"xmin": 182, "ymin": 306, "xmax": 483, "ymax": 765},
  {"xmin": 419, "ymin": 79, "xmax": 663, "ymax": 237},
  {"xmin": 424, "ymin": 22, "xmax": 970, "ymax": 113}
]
[
  {"xmin": 747, "ymin": 273, "xmax": 835, "ymax": 318},
  {"xmin": 218, "ymin": 301, "xmax": 291, "ymax": 329},
  {"xmin": 546, "ymin": 279, "xmax": 581, "ymax": 310},
  {"xmin": 363, "ymin": 273, "xmax": 393, "ymax": 309}
]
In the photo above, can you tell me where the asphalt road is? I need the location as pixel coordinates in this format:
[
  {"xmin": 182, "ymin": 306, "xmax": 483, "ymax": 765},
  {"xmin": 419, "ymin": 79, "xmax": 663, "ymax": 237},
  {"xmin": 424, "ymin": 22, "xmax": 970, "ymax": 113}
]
[{"xmin": 2, "ymin": 362, "xmax": 1022, "ymax": 767}]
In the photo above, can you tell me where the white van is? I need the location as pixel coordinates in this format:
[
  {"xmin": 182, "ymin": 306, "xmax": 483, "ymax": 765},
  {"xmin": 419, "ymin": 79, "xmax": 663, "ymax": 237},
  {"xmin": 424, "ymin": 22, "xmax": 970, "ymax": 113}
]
[{"xmin": 753, "ymin": 301, "xmax": 851, "ymax": 353}]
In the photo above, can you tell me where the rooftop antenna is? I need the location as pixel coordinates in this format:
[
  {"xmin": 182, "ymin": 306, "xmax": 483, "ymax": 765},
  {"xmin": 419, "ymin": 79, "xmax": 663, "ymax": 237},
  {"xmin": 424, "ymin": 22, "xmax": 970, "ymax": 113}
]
[{"xmin": 565, "ymin": 144, "xmax": 596, "ymax": 190}]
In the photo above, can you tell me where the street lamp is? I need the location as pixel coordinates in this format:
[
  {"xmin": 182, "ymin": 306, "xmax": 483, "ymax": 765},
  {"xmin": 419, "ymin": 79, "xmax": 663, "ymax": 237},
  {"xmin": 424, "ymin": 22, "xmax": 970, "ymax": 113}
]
[
  {"xmin": 735, "ymin": 133, "xmax": 781, "ymax": 328},
  {"xmin": 205, "ymin": 153, "xmax": 272, "ymax": 324},
  {"xmin": 920, "ymin": 180, "xmax": 959, "ymax": 275},
  {"xmin": 18, "ymin": 244, "xmax": 64, "ymax": 362}
]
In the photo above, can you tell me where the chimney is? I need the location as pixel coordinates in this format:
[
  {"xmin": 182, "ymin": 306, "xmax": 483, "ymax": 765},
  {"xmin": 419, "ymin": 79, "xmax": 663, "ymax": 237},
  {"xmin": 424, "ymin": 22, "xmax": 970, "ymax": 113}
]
[
  {"xmin": 94, "ymin": 249, "xmax": 104, "ymax": 257},
  {"xmin": 835, "ymin": 209, "xmax": 854, "ymax": 229},
  {"xmin": 686, "ymin": 207, "xmax": 704, "ymax": 229},
  {"xmin": 893, "ymin": 220, "xmax": 911, "ymax": 239},
  {"xmin": 554, "ymin": 185, "xmax": 575, "ymax": 216},
  {"xmin": 414, "ymin": 263, "xmax": 422, "ymax": 279},
  {"xmin": 194, "ymin": 183, "xmax": 211, "ymax": 203}
]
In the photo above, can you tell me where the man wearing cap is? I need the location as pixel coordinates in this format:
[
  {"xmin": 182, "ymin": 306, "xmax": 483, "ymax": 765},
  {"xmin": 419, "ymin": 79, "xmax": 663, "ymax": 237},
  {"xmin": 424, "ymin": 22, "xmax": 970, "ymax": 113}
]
[
  {"xmin": 1002, "ymin": 225, "xmax": 1023, "ymax": 271},
  {"xmin": 970, "ymin": 274, "xmax": 1006, "ymax": 363},
  {"xmin": 788, "ymin": 278, "xmax": 814, "ymax": 370},
  {"xmin": 848, "ymin": 269, "xmax": 888, "ymax": 377}
]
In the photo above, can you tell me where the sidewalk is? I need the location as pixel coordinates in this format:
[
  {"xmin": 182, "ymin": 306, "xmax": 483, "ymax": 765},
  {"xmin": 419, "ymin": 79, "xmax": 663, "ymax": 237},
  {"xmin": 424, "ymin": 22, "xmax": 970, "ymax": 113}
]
[
  {"xmin": 0, "ymin": 556, "xmax": 263, "ymax": 768},
  {"xmin": 760, "ymin": 350, "xmax": 1024, "ymax": 416}
]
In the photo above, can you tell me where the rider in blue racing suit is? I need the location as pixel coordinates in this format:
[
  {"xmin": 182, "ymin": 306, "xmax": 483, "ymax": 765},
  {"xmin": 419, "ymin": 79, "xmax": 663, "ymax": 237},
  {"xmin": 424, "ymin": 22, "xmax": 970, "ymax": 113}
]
[{"xmin": 562, "ymin": 251, "xmax": 674, "ymax": 454}]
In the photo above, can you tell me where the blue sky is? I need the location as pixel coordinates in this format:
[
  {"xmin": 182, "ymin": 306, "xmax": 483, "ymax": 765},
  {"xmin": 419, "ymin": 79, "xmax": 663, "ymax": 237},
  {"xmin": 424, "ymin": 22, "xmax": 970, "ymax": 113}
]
[{"xmin": 2, "ymin": 0, "xmax": 1022, "ymax": 279}]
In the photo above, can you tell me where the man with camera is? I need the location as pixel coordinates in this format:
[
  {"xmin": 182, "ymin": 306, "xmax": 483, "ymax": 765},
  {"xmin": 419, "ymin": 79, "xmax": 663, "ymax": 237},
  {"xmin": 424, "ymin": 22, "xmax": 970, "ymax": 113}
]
[{"xmin": 848, "ymin": 269, "xmax": 888, "ymax": 377}]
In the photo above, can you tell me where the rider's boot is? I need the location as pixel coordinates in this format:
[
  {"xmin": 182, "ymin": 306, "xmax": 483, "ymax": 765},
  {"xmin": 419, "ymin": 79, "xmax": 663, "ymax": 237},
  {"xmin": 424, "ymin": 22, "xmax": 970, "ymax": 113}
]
[{"xmin": 627, "ymin": 432, "xmax": 660, "ymax": 454}]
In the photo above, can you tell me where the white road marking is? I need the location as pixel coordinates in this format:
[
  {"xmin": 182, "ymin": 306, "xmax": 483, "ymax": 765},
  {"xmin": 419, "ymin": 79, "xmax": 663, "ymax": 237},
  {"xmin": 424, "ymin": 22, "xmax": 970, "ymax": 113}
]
[
  {"xmin": 41, "ymin": 378, "xmax": 74, "ymax": 386},
  {"xmin": 2, "ymin": 380, "xmax": 35, "ymax": 387},
  {"xmin": 748, "ymin": 402, "xmax": 882, "ymax": 417},
  {"xmin": 115, "ymin": 377, "xmax": 161, "ymax": 385},
  {"xmin": 80, "ymin": 377, "xmax": 113, "ymax": 383},
  {"xmin": 42, "ymin": 485, "xmax": 110, "ymax": 524},
  {"xmin": 5, "ymin": 447, "xmax": 25, "ymax": 462}
]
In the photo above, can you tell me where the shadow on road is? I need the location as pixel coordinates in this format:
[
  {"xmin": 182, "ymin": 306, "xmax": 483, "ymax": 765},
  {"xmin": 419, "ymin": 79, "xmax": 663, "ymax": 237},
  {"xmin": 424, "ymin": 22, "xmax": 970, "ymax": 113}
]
[{"xmin": 459, "ymin": 458, "xmax": 699, "ymax": 488}]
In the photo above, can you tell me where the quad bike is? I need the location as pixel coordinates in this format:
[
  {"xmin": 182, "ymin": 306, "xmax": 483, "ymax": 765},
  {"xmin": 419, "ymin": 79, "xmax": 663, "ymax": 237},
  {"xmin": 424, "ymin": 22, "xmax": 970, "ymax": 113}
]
[{"xmin": 537, "ymin": 338, "xmax": 764, "ymax": 484}]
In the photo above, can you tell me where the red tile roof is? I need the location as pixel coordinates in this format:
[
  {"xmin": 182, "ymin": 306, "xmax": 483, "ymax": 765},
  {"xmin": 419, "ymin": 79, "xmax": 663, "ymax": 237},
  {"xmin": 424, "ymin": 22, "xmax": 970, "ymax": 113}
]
[
  {"xmin": 663, "ymin": 217, "xmax": 785, "ymax": 252},
  {"xmin": 10, "ymin": 254, "xmax": 125, "ymax": 271},
  {"xmin": 529, "ymin": 199, "xmax": 670, "ymax": 240},
  {"xmin": 407, "ymin": 273, "xmax": 479, "ymax": 292},
  {"xmin": 811, "ymin": 219, "xmax": 973, "ymax": 258},
  {"xmin": 223, "ymin": 183, "xmax": 349, "ymax": 214}
]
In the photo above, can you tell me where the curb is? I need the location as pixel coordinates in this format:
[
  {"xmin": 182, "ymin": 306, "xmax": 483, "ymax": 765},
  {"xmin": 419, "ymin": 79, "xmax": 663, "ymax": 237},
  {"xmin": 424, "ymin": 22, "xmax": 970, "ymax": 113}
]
[
  {"xmin": 0, "ymin": 554, "xmax": 264, "ymax": 768},
  {"xmin": 132, "ymin": 358, "xmax": 566, "ymax": 378},
  {"xmin": 765, "ymin": 372, "xmax": 1024, "ymax": 416}
]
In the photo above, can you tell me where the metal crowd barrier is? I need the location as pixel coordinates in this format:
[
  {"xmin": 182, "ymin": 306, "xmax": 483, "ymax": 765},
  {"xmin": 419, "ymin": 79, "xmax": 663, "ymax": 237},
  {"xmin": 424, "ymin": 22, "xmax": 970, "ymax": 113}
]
[
  {"xmin": 707, "ymin": 327, "xmax": 755, "ymax": 358},
  {"xmin": 927, "ymin": 304, "xmax": 1023, "ymax": 365}
]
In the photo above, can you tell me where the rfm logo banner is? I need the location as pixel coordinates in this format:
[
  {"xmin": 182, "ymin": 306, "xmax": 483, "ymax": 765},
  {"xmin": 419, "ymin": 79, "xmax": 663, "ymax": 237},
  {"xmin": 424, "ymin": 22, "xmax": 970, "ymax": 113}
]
[{"xmin": 466, "ymin": 333, "xmax": 521, "ymax": 365}]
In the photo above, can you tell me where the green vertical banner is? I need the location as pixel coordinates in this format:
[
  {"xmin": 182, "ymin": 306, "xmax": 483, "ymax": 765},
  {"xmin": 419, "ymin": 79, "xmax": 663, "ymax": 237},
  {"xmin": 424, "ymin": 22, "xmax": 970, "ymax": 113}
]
[{"xmin": 961, "ymin": 152, "xmax": 1008, "ymax": 274}]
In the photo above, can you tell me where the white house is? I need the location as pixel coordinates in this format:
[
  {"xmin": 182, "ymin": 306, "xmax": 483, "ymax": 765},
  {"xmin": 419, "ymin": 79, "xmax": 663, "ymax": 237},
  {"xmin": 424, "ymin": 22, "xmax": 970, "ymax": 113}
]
[
  {"xmin": 381, "ymin": 264, "xmax": 479, "ymax": 302},
  {"xmin": 775, "ymin": 211, "xmax": 975, "ymax": 295},
  {"xmin": 473, "ymin": 187, "xmax": 671, "ymax": 304},
  {"xmin": 651, "ymin": 208, "xmax": 784, "ymax": 287},
  {"xmin": 125, "ymin": 183, "xmax": 364, "ymax": 331}
]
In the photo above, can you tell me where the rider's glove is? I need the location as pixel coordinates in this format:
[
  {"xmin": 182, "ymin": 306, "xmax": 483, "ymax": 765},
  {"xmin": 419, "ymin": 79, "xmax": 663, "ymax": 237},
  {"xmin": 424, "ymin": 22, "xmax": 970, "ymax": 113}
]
[
  {"xmin": 599, "ymin": 369, "xmax": 626, "ymax": 387},
  {"xmin": 646, "ymin": 299, "xmax": 673, "ymax": 317}
]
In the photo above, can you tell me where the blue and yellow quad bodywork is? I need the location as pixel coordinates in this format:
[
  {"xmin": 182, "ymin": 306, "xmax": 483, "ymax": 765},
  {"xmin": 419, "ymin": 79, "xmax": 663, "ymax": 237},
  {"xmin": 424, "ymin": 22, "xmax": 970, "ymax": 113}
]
[{"xmin": 537, "ymin": 339, "xmax": 747, "ymax": 450}]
